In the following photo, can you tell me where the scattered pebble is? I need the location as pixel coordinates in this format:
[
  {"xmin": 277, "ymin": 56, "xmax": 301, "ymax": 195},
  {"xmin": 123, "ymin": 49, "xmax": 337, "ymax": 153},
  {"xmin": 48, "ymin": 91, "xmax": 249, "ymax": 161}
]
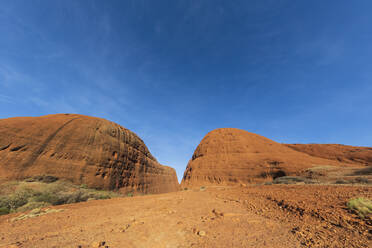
[{"xmin": 90, "ymin": 241, "xmax": 108, "ymax": 247}]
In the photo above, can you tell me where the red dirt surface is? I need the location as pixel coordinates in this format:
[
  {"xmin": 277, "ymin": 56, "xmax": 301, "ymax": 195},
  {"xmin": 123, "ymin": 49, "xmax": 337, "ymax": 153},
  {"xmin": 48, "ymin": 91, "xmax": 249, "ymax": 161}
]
[
  {"xmin": 0, "ymin": 114, "xmax": 178, "ymax": 194},
  {"xmin": 182, "ymin": 128, "xmax": 367, "ymax": 187},
  {"xmin": 0, "ymin": 185, "xmax": 370, "ymax": 248},
  {"xmin": 286, "ymin": 144, "xmax": 372, "ymax": 166}
]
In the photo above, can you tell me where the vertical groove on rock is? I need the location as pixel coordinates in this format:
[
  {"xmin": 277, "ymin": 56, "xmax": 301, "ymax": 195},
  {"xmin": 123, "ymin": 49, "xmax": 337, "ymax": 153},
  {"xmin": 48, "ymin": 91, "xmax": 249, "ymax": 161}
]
[
  {"xmin": 0, "ymin": 114, "xmax": 179, "ymax": 194},
  {"xmin": 21, "ymin": 117, "xmax": 79, "ymax": 169}
]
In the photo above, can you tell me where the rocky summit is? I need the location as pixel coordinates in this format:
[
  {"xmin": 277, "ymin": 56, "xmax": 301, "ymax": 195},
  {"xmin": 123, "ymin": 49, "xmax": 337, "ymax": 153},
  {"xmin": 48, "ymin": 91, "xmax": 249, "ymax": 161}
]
[
  {"xmin": 0, "ymin": 114, "xmax": 179, "ymax": 194},
  {"xmin": 181, "ymin": 128, "xmax": 366, "ymax": 187}
]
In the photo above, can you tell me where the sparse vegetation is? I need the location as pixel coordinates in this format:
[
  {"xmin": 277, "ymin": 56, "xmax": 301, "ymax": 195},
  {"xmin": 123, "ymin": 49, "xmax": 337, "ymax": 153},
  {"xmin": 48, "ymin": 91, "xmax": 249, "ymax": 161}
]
[
  {"xmin": 352, "ymin": 166, "xmax": 372, "ymax": 176},
  {"xmin": 307, "ymin": 166, "xmax": 336, "ymax": 172},
  {"xmin": 272, "ymin": 176, "xmax": 316, "ymax": 184},
  {"xmin": 12, "ymin": 207, "xmax": 64, "ymax": 222},
  {"xmin": 24, "ymin": 175, "xmax": 59, "ymax": 183},
  {"xmin": 335, "ymin": 179, "xmax": 349, "ymax": 184},
  {"xmin": 0, "ymin": 206, "xmax": 10, "ymax": 215},
  {"xmin": 80, "ymin": 184, "xmax": 88, "ymax": 189},
  {"xmin": 0, "ymin": 178, "xmax": 122, "ymax": 215},
  {"xmin": 346, "ymin": 197, "xmax": 372, "ymax": 218},
  {"xmin": 353, "ymin": 177, "xmax": 370, "ymax": 184},
  {"xmin": 333, "ymin": 177, "xmax": 371, "ymax": 185},
  {"xmin": 259, "ymin": 170, "xmax": 287, "ymax": 179}
]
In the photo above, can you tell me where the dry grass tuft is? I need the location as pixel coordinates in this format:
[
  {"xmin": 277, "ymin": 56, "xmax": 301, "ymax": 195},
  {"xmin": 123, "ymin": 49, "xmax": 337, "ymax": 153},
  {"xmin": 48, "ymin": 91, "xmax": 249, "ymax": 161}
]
[{"xmin": 347, "ymin": 197, "xmax": 372, "ymax": 218}]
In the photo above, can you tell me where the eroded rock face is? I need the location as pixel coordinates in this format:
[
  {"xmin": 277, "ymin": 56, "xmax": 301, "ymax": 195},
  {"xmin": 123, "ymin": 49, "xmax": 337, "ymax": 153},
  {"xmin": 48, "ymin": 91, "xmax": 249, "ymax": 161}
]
[
  {"xmin": 0, "ymin": 114, "xmax": 179, "ymax": 194},
  {"xmin": 286, "ymin": 144, "xmax": 372, "ymax": 166},
  {"xmin": 181, "ymin": 128, "xmax": 358, "ymax": 187}
]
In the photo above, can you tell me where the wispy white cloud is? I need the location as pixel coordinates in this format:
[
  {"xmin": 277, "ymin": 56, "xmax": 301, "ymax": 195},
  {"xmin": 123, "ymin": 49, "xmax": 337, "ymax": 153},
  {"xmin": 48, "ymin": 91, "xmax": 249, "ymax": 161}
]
[
  {"xmin": 0, "ymin": 64, "xmax": 30, "ymax": 87},
  {"xmin": 0, "ymin": 94, "xmax": 13, "ymax": 103}
]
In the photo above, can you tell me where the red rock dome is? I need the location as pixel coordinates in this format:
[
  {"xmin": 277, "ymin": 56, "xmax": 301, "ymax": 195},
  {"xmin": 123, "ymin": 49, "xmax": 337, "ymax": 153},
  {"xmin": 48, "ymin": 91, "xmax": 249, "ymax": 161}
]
[
  {"xmin": 181, "ymin": 128, "xmax": 358, "ymax": 186},
  {"xmin": 0, "ymin": 114, "xmax": 179, "ymax": 194}
]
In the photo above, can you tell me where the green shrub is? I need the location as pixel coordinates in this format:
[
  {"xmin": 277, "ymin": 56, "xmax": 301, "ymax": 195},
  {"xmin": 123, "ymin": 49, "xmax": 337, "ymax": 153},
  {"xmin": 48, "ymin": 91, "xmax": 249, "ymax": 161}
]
[
  {"xmin": 32, "ymin": 190, "xmax": 87, "ymax": 205},
  {"xmin": 353, "ymin": 177, "xmax": 370, "ymax": 184},
  {"xmin": 24, "ymin": 177, "xmax": 36, "ymax": 183},
  {"xmin": 347, "ymin": 197, "xmax": 372, "ymax": 218},
  {"xmin": 273, "ymin": 176, "xmax": 306, "ymax": 184},
  {"xmin": 80, "ymin": 184, "xmax": 88, "ymax": 189},
  {"xmin": 29, "ymin": 175, "xmax": 59, "ymax": 183},
  {"xmin": 7, "ymin": 188, "xmax": 37, "ymax": 210},
  {"xmin": 335, "ymin": 179, "xmax": 349, "ymax": 184},
  {"xmin": 353, "ymin": 167, "xmax": 372, "ymax": 176},
  {"xmin": 0, "ymin": 207, "xmax": 10, "ymax": 215},
  {"xmin": 0, "ymin": 196, "xmax": 9, "ymax": 208},
  {"xmin": 65, "ymin": 191, "xmax": 90, "ymax": 204},
  {"xmin": 0, "ymin": 179, "xmax": 121, "ymax": 215},
  {"xmin": 87, "ymin": 190, "xmax": 112, "ymax": 200},
  {"xmin": 32, "ymin": 191, "xmax": 61, "ymax": 205}
]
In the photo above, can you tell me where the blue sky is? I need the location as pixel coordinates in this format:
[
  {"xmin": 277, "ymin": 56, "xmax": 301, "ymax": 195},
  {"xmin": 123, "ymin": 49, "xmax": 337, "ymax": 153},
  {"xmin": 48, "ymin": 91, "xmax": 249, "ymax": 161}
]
[{"xmin": 1, "ymin": 1, "xmax": 371, "ymax": 181}]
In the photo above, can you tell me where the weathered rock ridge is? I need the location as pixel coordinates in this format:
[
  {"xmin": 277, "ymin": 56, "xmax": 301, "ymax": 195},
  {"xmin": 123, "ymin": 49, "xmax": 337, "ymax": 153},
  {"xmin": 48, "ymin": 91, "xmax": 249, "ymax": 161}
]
[
  {"xmin": 0, "ymin": 114, "xmax": 179, "ymax": 194},
  {"xmin": 286, "ymin": 144, "xmax": 372, "ymax": 166},
  {"xmin": 181, "ymin": 128, "xmax": 364, "ymax": 186}
]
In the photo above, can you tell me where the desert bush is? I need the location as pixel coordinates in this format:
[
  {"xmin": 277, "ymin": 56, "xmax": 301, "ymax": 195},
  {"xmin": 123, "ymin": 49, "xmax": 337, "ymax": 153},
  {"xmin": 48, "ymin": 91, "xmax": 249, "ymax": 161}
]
[
  {"xmin": 335, "ymin": 179, "xmax": 349, "ymax": 184},
  {"xmin": 0, "ymin": 188, "xmax": 37, "ymax": 212},
  {"xmin": 25, "ymin": 175, "xmax": 59, "ymax": 183},
  {"xmin": 0, "ymin": 196, "xmax": 9, "ymax": 208},
  {"xmin": 347, "ymin": 198, "xmax": 372, "ymax": 218},
  {"xmin": 24, "ymin": 178, "xmax": 36, "ymax": 183},
  {"xmin": 32, "ymin": 189, "xmax": 87, "ymax": 205},
  {"xmin": 273, "ymin": 176, "xmax": 306, "ymax": 184},
  {"xmin": 0, "ymin": 207, "xmax": 10, "ymax": 215},
  {"xmin": 32, "ymin": 190, "xmax": 63, "ymax": 205},
  {"xmin": 259, "ymin": 170, "xmax": 287, "ymax": 179},
  {"xmin": 307, "ymin": 166, "xmax": 335, "ymax": 171},
  {"xmin": 353, "ymin": 177, "xmax": 370, "ymax": 184},
  {"xmin": 7, "ymin": 188, "xmax": 37, "ymax": 210},
  {"xmin": 0, "ymin": 179, "xmax": 121, "ymax": 215},
  {"xmin": 86, "ymin": 190, "xmax": 113, "ymax": 200},
  {"xmin": 353, "ymin": 167, "xmax": 372, "ymax": 176},
  {"xmin": 65, "ymin": 191, "xmax": 89, "ymax": 204},
  {"xmin": 80, "ymin": 184, "xmax": 88, "ymax": 189}
]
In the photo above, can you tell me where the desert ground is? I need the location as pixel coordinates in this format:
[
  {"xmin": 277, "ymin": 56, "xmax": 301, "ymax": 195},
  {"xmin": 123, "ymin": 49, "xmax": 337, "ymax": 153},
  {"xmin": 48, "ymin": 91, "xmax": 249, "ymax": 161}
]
[{"xmin": 1, "ymin": 184, "xmax": 371, "ymax": 248}]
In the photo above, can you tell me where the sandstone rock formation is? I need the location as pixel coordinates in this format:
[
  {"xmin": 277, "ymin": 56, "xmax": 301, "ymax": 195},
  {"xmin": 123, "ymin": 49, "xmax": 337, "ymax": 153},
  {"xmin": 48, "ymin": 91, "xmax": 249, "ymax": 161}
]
[
  {"xmin": 286, "ymin": 144, "xmax": 372, "ymax": 166},
  {"xmin": 0, "ymin": 114, "xmax": 179, "ymax": 194},
  {"xmin": 181, "ymin": 128, "xmax": 363, "ymax": 186}
]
